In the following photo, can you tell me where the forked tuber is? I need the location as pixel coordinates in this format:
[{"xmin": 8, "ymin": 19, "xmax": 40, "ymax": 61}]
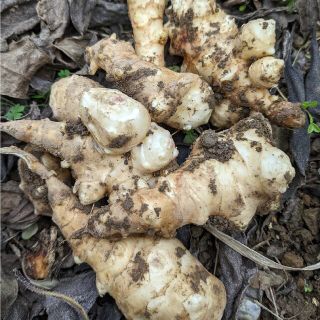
[
  {"xmin": 166, "ymin": 0, "xmax": 306, "ymax": 128},
  {"xmin": 0, "ymin": 118, "xmax": 178, "ymax": 205},
  {"xmin": 128, "ymin": 0, "xmax": 167, "ymax": 66},
  {"xmin": 84, "ymin": 115, "xmax": 295, "ymax": 238},
  {"xmin": 0, "ymin": 147, "xmax": 227, "ymax": 320},
  {"xmin": 86, "ymin": 35, "xmax": 215, "ymax": 130},
  {"xmin": 4, "ymin": 75, "xmax": 178, "ymax": 204}
]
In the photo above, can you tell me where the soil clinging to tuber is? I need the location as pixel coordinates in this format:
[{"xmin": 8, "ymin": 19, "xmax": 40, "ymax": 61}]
[
  {"xmin": 0, "ymin": 147, "xmax": 227, "ymax": 320},
  {"xmin": 166, "ymin": 0, "xmax": 306, "ymax": 128},
  {"xmin": 86, "ymin": 35, "xmax": 215, "ymax": 130},
  {"xmin": 84, "ymin": 114, "xmax": 295, "ymax": 238}
]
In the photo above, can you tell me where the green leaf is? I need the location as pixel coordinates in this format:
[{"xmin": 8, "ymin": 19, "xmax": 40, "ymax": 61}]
[
  {"xmin": 287, "ymin": 0, "xmax": 296, "ymax": 13},
  {"xmin": 4, "ymin": 104, "xmax": 26, "ymax": 120},
  {"xmin": 304, "ymin": 282, "xmax": 313, "ymax": 293},
  {"xmin": 183, "ymin": 129, "xmax": 198, "ymax": 144},
  {"xmin": 301, "ymin": 100, "xmax": 318, "ymax": 110},
  {"xmin": 58, "ymin": 69, "xmax": 71, "ymax": 78},
  {"xmin": 21, "ymin": 223, "xmax": 38, "ymax": 240},
  {"xmin": 307, "ymin": 122, "xmax": 320, "ymax": 134},
  {"xmin": 168, "ymin": 65, "xmax": 181, "ymax": 72},
  {"xmin": 239, "ymin": 4, "xmax": 247, "ymax": 12},
  {"xmin": 32, "ymin": 91, "xmax": 50, "ymax": 100}
]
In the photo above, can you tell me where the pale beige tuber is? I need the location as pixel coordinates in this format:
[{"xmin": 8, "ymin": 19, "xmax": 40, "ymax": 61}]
[
  {"xmin": 50, "ymin": 75, "xmax": 103, "ymax": 122},
  {"xmin": 128, "ymin": 0, "xmax": 167, "ymax": 66},
  {"xmin": 0, "ymin": 118, "xmax": 178, "ymax": 205},
  {"xmin": 86, "ymin": 35, "xmax": 215, "ymax": 130},
  {"xmin": 166, "ymin": 0, "xmax": 306, "ymax": 129},
  {"xmin": 83, "ymin": 115, "xmax": 295, "ymax": 238},
  {"xmin": 0, "ymin": 146, "xmax": 226, "ymax": 320},
  {"xmin": 50, "ymin": 75, "xmax": 152, "ymax": 155}
]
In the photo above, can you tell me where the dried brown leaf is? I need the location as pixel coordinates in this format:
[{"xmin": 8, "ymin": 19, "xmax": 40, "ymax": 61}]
[
  {"xmin": 0, "ymin": 0, "xmax": 39, "ymax": 51},
  {"xmin": 68, "ymin": 0, "xmax": 97, "ymax": 35},
  {"xmin": 54, "ymin": 34, "xmax": 97, "ymax": 67},
  {"xmin": 35, "ymin": 0, "xmax": 70, "ymax": 46},
  {"xmin": 1, "ymin": 180, "xmax": 39, "ymax": 230},
  {"xmin": 0, "ymin": 37, "xmax": 51, "ymax": 98}
]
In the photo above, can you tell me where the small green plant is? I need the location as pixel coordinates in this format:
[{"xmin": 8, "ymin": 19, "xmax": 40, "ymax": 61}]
[
  {"xmin": 58, "ymin": 69, "xmax": 71, "ymax": 78},
  {"xmin": 286, "ymin": 0, "xmax": 296, "ymax": 13},
  {"xmin": 4, "ymin": 104, "xmax": 26, "ymax": 120},
  {"xmin": 183, "ymin": 129, "xmax": 198, "ymax": 144},
  {"xmin": 31, "ymin": 90, "xmax": 50, "ymax": 108},
  {"xmin": 301, "ymin": 100, "xmax": 318, "ymax": 109},
  {"xmin": 32, "ymin": 90, "xmax": 50, "ymax": 101},
  {"xmin": 301, "ymin": 100, "xmax": 320, "ymax": 134},
  {"xmin": 304, "ymin": 281, "xmax": 313, "ymax": 293},
  {"xmin": 238, "ymin": 4, "xmax": 247, "ymax": 12},
  {"xmin": 168, "ymin": 65, "xmax": 181, "ymax": 72}
]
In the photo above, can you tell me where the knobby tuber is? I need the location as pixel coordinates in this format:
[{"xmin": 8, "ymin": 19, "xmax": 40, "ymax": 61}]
[
  {"xmin": 18, "ymin": 144, "xmax": 71, "ymax": 216},
  {"xmin": 50, "ymin": 75, "xmax": 103, "ymax": 122},
  {"xmin": 86, "ymin": 35, "xmax": 214, "ymax": 130},
  {"xmin": 51, "ymin": 75, "xmax": 152, "ymax": 155},
  {"xmin": 5, "ymin": 75, "xmax": 177, "ymax": 204},
  {"xmin": 0, "ymin": 147, "xmax": 227, "ymax": 320},
  {"xmin": 166, "ymin": 0, "xmax": 306, "ymax": 128},
  {"xmin": 128, "ymin": 0, "xmax": 167, "ymax": 66},
  {"xmin": 84, "ymin": 115, "xmax": 295, "ymax": 238},
  {"xmin": 0, "ymin": 118, "xmax": 178, "ymax": 205}
]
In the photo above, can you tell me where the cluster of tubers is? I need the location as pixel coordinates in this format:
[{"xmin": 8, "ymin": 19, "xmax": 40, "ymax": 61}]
[{"xmin": 1, "ymin": 1, "xmax": 301, "ymax": 319}]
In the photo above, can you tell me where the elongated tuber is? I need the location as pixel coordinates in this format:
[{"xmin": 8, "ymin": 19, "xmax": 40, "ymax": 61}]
[
  {"xmin": 1, "ymin": 146, "xmax": 226, "ymax": 320},
  {"xmin": 86, "ymin": 35, "xmax": 214, "ymax": 130},
  {"xmin": 84, "ymin": 115, "xmax": 295, "ymax": 238},
  {"xmin": 0, "ymin": 119, "xmax": 177, "ymax": 205},
  {"xmin": 166, "ymin": 0, "xmax": 306, "ymax": 128},
  {"xmin": 128, "ymin": 0, "xmax": 167, "ymax": 66}
]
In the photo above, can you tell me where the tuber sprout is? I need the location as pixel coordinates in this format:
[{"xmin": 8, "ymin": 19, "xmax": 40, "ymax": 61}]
[{"xmin": 131, "ymin": 122, "xmax": 179, "ymax": 173}]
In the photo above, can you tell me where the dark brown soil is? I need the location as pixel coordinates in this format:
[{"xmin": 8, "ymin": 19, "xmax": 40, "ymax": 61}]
[{"xmin": 249, "ymin": 140, "xmax": 320, "ymax": 320}]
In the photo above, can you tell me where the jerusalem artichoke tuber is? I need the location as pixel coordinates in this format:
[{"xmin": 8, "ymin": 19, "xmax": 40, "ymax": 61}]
[
  {"xmin": 128, "ymin": 0, "xmax": 167, "ymax": 66},
  {"xmin": 51, "ymin": 75, "xmax": 152, "ymax": 155},
  {"xmin": 84, "ymin": 115, "xmax": 295, "ymax": 238},
  {"xmin": 50, "ymin": 75, "xmax": 103, "ymax": 122},
  {"xmin": 0, "ymin": 119, "xmax": 178, "ymax": 205},
  {"xmin": 166, "ymin": 0, "xmax": 306, "ymax": 128},
  {"xmin": 86, "ymin": 35, "xmax": 215, "ymax": 130},
  {"xmin": 1, "ymin": 146, "xmax": 227, "ymax": 320}
]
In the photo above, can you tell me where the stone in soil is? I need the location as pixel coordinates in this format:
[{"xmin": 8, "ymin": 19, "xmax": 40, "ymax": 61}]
[
  {"xmin": 281, "ymin": 251, "xmax": 304, "ymax": 268},
  {"xmin": 302, "ymin": 208, "xmax": 320, "ymax": 236}
]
